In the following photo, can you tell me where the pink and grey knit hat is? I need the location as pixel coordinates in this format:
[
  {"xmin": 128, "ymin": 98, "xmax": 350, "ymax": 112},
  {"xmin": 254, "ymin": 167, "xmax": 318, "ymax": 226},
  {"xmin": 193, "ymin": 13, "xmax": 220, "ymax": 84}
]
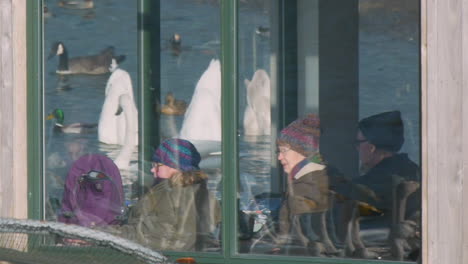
[{"xmin": 277, "ymin": 114, "xmax": 320, "ymax": 157}]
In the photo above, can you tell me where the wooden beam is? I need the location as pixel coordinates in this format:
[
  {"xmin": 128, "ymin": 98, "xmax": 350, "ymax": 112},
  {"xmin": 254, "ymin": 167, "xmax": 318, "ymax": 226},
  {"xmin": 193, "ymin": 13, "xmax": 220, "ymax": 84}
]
[
  {"xmin": 12, "ymin": 0, "xmax": 27, "ymax": 220},
  {"xmin": 425, "ymin": 0, "xmax": 465, "ymax": 263},
  {"xmin": 0, "ymin": 0, "xmax": 27, "ymax": 219},
  {"xmin": 0, "ymin": 0, "xmax": 15, "ymax": 218}
]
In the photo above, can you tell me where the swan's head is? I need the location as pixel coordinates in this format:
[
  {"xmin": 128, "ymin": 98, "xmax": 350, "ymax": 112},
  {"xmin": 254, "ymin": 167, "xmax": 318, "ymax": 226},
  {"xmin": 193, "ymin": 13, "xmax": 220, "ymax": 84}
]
[
  {"xmin": 106, "ymin": 68, "xmax": 133, "ymax": 98},
  {"xmin": 47, "ymin": 108, "xmax": 64, "ymax": 125}
]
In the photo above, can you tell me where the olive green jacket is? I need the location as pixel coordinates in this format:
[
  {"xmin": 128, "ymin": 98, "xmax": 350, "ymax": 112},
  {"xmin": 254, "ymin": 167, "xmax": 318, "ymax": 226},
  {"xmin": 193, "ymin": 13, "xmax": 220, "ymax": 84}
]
[{"xmin": 102, "ymin": 179, "xmax": 220, "ymax": 251}]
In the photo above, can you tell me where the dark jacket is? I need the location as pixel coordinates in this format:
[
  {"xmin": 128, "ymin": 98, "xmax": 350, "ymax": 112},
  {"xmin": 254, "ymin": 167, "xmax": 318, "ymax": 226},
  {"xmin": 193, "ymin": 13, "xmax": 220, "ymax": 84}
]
[
  {"xmin": 101, "ymin": 177, "xmax": 220, "ymax": 251},
  {"xmin": 352, "ymin": 153, "xmax": 421, "ymax": 226}
]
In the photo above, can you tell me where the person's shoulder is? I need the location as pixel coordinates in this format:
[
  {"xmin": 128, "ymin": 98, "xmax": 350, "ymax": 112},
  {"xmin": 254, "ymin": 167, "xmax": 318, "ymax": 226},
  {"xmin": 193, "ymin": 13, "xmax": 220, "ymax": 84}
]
[
  {"xmin": 368, "ymin": 153, "xmax": 420, "ymax": 181},
  {"xmin": 390, "ymin": 153, "xmax": 420, "ymax": 172}
]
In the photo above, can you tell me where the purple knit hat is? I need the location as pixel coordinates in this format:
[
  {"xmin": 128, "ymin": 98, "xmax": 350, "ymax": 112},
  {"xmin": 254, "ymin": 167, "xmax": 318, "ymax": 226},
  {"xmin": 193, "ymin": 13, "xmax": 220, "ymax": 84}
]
[
  {"xmin": 152, "ymin": 138, "xmax": 201, "ymax": 172},
  {"xmin": 277, "ymin": 114, "xmax": 320, "ymax": 157}
]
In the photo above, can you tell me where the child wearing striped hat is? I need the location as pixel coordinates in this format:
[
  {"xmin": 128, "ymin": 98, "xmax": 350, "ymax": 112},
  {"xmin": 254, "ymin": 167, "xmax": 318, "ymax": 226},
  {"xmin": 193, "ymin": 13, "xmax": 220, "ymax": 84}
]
[
  {"xmin": 102, "ymin": 138, "xmax": 220, "ymax": 252},
  {"xmin": 151, "ymin": 138, "xmax": 203, "ymax": 186}
]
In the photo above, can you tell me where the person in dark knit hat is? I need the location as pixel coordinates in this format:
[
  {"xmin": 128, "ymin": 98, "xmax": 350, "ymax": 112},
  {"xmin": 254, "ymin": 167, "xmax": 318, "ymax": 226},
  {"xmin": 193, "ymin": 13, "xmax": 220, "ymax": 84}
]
[
  {"xmin": 273, "ymin": 114, "xmax": 337, "ymax": 256},
  {"xmin": 358, "ymin": 110, "xmax": 404, "ymax": 152},
  {"xmin": 354, "ymin": 110, "xmax": 419, "ymax": 183},
  {"xmin": 344, "ymin": 110, "xmax": 421, "ymax": 260},
  {"xmin": 100, "ymin": 138, "xmax": 220, "ymax": 252}
]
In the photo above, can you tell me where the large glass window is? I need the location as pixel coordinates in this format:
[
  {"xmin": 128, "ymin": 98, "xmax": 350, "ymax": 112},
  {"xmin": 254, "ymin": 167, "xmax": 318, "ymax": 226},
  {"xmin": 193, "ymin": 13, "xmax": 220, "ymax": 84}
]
[
  {"xmin": 42, "ymin": 0, "xmax": 221, "ymax": 254},
  {"xmin": 236, "ymin": 0, "xmax": 420, "ymax": 262},
  {"xmin": 44, "ymin": 0, "xmax": 139, "ymax": 223},
  {"xmin": 36, "ymin": 0, "xmax": 420, "ymax": 263}
]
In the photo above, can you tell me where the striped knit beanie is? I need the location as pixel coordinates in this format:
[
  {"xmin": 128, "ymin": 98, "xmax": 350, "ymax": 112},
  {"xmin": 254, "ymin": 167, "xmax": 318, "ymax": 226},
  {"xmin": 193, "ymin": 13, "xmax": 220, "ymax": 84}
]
[
  {"xmin": 152, "ymin": 138, "xmax": 201, "ymax": 172},
  {"xmin": 277, "ymin": 114, "xmax": 320, "ymax": 157}
]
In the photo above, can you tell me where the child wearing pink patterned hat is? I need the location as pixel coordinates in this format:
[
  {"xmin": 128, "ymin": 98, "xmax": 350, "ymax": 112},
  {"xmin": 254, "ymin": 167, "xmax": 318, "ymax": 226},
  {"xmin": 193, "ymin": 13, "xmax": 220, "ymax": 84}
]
[{"xmin": 274, "ymin": 114, "xmax": 337, "ymax": 256}]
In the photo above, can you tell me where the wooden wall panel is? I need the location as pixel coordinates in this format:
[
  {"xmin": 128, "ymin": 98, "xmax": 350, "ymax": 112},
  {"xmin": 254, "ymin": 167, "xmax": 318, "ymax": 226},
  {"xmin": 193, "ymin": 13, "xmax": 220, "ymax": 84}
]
[
  {"xmin": 420, "ymin": 0, "xmax": 428, "ymax": 262},
  {"xmin": 425, "ymin": 0, "xmax": 465, "ymax": 263},
  {"xmin": 12, "ymin": 0, "xmax": 27, "ymax": 220},
  {"xmin": 462, "ymin": 0, "xmax": 468, "ymax": 263},
  {"xmin": 0, "ymin": 0, "xmax": 27, "ymax": 219},
  {"xmin": 0, "ymin": 0, "xmax": 15, "ymax": 218}
]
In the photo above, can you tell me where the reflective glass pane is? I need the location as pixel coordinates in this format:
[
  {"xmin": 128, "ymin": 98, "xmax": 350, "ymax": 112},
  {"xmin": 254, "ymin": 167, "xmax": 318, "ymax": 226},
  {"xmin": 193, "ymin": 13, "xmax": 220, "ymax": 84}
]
[
  {"xmin": 159, "ymin": 0, "xmax": 222, "ymax": 253},
  {"xmin": 237, "ymin": 0, "xmax": 421, "ymax": 262},
  {"xmin": 43, "ymin": 0, "xmax": 139, "ymax": 223},
  {"xmin": 43, "ymin": 0, "xmax": 221, "ymax": 253}
]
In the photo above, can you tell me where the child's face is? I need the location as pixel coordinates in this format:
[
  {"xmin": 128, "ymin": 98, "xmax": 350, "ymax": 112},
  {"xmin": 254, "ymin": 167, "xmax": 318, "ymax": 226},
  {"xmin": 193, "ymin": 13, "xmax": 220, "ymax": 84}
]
[{"xmin": 151, "ymin": 162, "xmax": 179, "ymax": 179}]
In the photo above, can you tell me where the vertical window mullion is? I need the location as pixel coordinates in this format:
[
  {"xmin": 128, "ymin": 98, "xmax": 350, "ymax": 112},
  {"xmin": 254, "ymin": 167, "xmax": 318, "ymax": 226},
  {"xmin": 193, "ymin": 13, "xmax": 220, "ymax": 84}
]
[
  {"xmin": 27, "ymin": 0, "xmax": 44, "ymax": 220},
  {"xmin": 138, "ymin": 0, "xmax": 160, "ymax": 195},
  {"xmin": 221, "ymin": 0, "xmax": 238, "ymax": 259}
]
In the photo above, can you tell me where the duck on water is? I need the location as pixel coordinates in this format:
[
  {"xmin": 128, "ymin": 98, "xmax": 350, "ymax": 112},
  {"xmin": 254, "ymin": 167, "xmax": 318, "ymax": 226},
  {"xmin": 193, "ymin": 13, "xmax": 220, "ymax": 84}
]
[
  {"xmin": 160, "ymin": 92, "xmax": 188, "ymax": 116},
  {"xmin": 58, "ymin": 0, "xmax": 94, "ymax": 10},
  {"xmin": 48, "ymin": 41, "xmax": 125, "ymax": 75},
  {"xmin": 46, "ymin": 108, "xmax": 97, "ymax": 134}
]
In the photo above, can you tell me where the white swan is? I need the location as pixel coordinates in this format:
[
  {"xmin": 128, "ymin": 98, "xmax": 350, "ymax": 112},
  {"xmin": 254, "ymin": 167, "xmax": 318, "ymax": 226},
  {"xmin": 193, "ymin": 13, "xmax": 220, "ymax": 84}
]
[
  {"xmin": 113, "ymin": 94, "xmax": 138, "ymax": 169},
  {"xmin": 179, "ymin": 59, "xmax": 221, "ymax": 141},
  {"xmin": 98, "ymin": 59, "xmax": 138, "ymax": 168},
  {"xmin": 243, "ymin": 69, "xmax": 271, "ymax": 136},
  {"xmin": 98, "ymin": 59, "xmax": 138, "ymax": 146}
]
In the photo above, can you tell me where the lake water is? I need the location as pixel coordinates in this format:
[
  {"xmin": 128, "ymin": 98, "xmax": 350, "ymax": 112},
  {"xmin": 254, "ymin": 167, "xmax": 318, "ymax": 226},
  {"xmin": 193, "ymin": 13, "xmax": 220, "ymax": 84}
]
[{"xmin": 43, "ymin": 0, "xmax": 420, "ymax": 216}]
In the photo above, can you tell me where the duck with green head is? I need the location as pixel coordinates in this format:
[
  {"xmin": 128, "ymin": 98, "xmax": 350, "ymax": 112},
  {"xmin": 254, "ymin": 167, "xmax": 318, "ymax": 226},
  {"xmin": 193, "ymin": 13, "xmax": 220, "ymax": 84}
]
[{"xmin": 47, "ymin": 108, "xmax": 97, "ymax": 134}]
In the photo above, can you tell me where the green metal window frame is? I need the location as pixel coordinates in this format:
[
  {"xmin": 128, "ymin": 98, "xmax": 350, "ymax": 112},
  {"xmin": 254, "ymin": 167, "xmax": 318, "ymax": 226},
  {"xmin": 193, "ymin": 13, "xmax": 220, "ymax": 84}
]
[{"xmin": 26, "ymin": 1, "xmax": 414, "ymax": 263}]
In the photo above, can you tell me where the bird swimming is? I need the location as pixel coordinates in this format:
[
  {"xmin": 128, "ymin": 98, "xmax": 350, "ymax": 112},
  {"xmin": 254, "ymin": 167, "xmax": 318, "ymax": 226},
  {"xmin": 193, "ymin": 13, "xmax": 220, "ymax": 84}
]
[
  {"xmin": 243, "ymin": 69, "xmax": 271, "ymax": 136},
  {"xmin": 160, "ymin": 92, "xmax": 188, "ymax": 115},
  {"xmin": 169, "ymin": 33, "xmax": 182, "ymax": 56},
  {"xmin": 46, "ymin": 108, "xmax": 97, "ymax": 134},
  {"xmin": 98, "ymin": 58, "xmax": 138, "ymax": 147},
  {"xmin": 255, "ymin": 26, "xmax": 270, "ymax": 38},
  {"xmin": 58, "ymin": 0, "xmax": 94, "ymax": 9},
  {"xmin": 48, "ymin": 41, "xmax": 125, "ymax": 75},
  {"xmin": 98, "ymin": 58, "xmax": 138, "ymax": 169},
  {"xmin": 43, "ymin": 6, "xmax": 54, "ymax": 19},
  {"xmin": 179, "ymin": 59, "xmax": 221, "ymax": 142}
]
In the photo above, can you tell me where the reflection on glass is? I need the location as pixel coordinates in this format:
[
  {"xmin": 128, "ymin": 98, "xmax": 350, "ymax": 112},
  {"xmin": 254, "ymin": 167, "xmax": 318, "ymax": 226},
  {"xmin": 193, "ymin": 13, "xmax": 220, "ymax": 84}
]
[
  {"xmin": 159, "ymin": 0, "xmax": 222, "ymax": 253},
  {"xmin": 237, "ymin": 0, "xmax": 420, "ymax": 262},
  {"xmin": 43, "ymin": 0, "xmax": 221, "ymax": 253},
  {"xmin": 44, "ymin": 0, "xmax": 138, "ymax": 224}
]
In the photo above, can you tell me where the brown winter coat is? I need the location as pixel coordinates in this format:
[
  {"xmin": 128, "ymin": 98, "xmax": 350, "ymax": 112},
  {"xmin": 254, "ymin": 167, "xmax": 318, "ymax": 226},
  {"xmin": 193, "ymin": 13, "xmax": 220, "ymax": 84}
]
[{"xmin": 278, "ymin": 163, "xmax": 330, "ymax": 243}]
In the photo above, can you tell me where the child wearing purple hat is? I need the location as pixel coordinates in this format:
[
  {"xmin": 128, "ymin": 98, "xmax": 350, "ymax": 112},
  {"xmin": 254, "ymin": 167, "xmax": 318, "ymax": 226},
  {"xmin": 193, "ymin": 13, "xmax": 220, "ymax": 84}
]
[{"xmin": 101, "ymin": 138, "xmax": 220, "ymax": 252}]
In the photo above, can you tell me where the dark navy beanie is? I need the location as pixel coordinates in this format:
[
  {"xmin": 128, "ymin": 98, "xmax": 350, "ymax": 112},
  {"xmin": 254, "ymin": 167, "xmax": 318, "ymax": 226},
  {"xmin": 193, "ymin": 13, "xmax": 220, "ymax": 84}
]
[
  {"xmin": 358, "ymin": 110, "xmax": 404, "ymax": 152},
  {"xmin": 152, "ymin": 138, "xmax": 201, "ymax": 172}
]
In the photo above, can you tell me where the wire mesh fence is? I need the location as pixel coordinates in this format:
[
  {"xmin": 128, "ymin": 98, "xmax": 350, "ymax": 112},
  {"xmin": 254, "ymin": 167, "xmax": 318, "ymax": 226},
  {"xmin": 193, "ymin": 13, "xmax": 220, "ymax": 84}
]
[{"xmin": 0, "ymin": 218, "xmax": 171, "ymax": 264}]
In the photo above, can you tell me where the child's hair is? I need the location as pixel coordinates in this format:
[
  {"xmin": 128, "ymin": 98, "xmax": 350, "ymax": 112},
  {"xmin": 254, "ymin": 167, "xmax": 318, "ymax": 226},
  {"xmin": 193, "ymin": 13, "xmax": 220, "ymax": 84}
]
[{"xmin": 170, "ymin": 170, "xmax": 208, "ymax": 187}]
